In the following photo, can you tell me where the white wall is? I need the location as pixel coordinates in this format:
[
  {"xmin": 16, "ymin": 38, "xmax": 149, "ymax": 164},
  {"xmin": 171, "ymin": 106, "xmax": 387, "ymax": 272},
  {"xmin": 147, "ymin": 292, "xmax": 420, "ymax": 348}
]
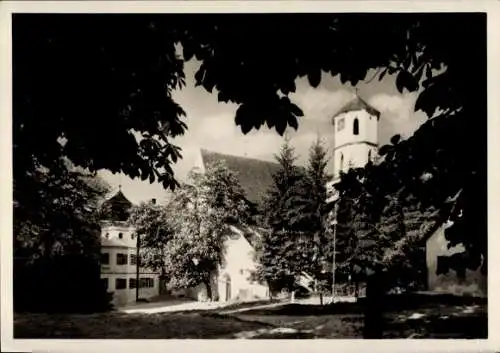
[
  {"xmin": 182, "ymin": 227, "xmax": 269, "ymax": 302},
  {"xmin": 100, "ymin": 222, "xmax": 161, "ymax": 306},
  {"xmin": 101, "ymin": 223, "xmax": 137, "ymax": 248},
  {"xmin": 426, "ymin": 226, "xmax": 486, "ymax": 297},
  {"xmin": 333, "ymin": 110, "xmax": 378, "ymax": 150},
  {"xmin": 333, "ymin": 143, "xmax": 377, "ymax": 177},
  {"xmin": 218, "ymin": 227, "xmax": 268, "ymax": 301},
  {"xmin": 101, "ymin": 273, "xmax": 160, "ymax": 307},
  {"xmin": 332, "ymin": 109, "xmax": 378, "ymax": 179}
]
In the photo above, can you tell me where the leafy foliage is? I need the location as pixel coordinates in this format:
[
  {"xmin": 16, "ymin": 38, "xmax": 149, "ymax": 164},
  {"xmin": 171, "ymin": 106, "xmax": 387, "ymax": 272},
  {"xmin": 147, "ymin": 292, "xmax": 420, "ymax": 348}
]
[
  {"xmin": 14, "ymin": 13, "xmax": 486, "ymax": 279},
  {"xmin": 334, "ymin": 134, "xmax": 462, "ymax": 290},
  {"xmin": 129, "ymin": 201, "xmax": 175, "ymax": 273},
  {"xmin": 14, "ymin": 14, "xmax": 485, "ymax": 191},
  {"xmin": 14, "ymin": 158, "xmax": 110, "ymax": 261},
  {"xmin": 162, "ymin": 161, "xmax": 250, "ymax": 298},
  {"xmin": 14, "ymin": 14, "xmax": 187, "ymax": 190},
  {"xmin": 13, "ymin": 158, "xmax": 113, "ymax": 313}
]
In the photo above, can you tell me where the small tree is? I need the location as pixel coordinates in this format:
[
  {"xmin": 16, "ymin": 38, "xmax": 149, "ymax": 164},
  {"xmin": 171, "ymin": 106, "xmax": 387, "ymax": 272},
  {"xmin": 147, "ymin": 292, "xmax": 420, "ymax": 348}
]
[
  {"xmin": 129, "ymin": 201, "xmax": 174, "ymax": 293},
  {"xmin": 163, "ymin": 161, "xmax": 250, "ymax": 300}
]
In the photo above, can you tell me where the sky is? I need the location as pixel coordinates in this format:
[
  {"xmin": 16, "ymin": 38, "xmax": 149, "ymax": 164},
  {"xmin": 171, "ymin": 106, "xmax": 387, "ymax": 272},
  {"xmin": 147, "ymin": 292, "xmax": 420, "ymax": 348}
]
[{"xmin": 98, "ymin": 59, "xmax": 428, "ymax": 205}]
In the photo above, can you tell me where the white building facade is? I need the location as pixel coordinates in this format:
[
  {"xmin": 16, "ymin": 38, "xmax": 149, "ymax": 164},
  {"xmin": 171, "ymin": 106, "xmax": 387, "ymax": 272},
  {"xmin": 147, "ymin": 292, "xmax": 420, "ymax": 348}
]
[
  {"xmin": 184, "ymin": 225, "xmax": 269, "ymax": 302},
  {"xmin": 99, "ymin": 191, "xmax": 161, "ymax": 307}
]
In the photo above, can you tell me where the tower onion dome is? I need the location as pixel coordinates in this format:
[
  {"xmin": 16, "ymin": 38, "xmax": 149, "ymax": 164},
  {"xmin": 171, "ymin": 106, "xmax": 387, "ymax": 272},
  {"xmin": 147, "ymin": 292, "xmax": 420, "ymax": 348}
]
[{"xmin": 100, "ymin": 188, "xmax": 132, "ymax": 222}]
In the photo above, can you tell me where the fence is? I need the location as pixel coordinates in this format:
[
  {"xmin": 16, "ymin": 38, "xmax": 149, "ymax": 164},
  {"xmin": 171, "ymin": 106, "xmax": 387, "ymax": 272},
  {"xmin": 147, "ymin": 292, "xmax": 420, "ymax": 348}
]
[{"xmin": 333, "ymin": 283, "xmax": 366, "ymax": 298}]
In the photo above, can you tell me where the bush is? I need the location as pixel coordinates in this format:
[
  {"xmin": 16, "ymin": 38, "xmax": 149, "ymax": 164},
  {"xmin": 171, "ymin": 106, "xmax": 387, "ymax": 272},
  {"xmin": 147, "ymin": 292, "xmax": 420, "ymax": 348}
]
[{"xmin": 14, "ymin": 255, "xmax": 113, "ymax": 313}]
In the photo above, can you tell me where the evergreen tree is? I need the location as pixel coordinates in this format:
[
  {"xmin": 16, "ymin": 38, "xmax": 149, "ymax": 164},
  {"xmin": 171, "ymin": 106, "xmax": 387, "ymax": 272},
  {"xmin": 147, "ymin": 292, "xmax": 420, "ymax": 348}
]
[
  {"xmin": 286, "ymin": 137, "xmax": 332, "ymax": 295},
  {"xmin": 255, "ymin": 138, "xmax": 306, "ymax": 294}
]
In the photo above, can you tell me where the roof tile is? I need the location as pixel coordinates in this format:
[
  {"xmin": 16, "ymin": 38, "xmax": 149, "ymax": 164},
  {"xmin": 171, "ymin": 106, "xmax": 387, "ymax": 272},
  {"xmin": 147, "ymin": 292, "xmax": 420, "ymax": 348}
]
[{"xmin": 200, "ymin": 149, "xmax": 280, "ymax": 206}]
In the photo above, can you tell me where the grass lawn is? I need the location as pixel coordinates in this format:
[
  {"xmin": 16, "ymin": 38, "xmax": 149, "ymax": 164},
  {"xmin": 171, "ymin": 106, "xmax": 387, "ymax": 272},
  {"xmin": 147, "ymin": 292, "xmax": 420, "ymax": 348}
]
[
  {"xmin": 14, "ymin": 294, "xmax": 487, "ymax": 339},
  {"xmin": 230, "ymin": 294, "xmax": 487, "ymax": 339}
]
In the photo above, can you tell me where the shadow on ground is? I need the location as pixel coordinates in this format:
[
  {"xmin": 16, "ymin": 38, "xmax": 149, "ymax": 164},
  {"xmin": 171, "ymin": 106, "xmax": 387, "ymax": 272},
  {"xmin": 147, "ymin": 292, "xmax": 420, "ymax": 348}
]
[
  {"xmin": 14, "ymin": 311, "xmax": 274, "ymax": 339},
  {"xmin": 13, "ymin": 293, "xmax": 487, "ymax": 339}
]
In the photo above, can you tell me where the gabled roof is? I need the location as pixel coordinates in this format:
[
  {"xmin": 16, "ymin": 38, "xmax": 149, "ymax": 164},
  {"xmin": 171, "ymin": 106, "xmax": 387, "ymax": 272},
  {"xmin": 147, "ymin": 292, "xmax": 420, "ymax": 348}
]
[
  {"xmin": 332, "ymin": 95, "xmax": 381, "ymax": 120},
  {"xmin": 228, "ymin": 224, "xmax": 262, "ymax": 248},
  {"xmin": 200, "ymin": 149, "xmax": 281, "ymax": 206}
]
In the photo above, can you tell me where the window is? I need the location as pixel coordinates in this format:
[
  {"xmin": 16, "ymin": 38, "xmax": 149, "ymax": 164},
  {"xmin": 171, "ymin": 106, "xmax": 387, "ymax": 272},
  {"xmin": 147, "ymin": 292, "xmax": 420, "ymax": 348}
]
[
  {"xmin": 101, "ymin": 253, "xmax": 110, "ymax": 265},
  {"xmin": 129, "ymin": 278, "xmax": 137, "ymax": 289},
  {"xmin": 337, "ymin": 117, "xmax": 345, "ymax": 132},
  {"xmin": 116, "ymin": 278, "xmax": 127, "ymax": 290},
  {"xmin": 102, "ymin": 278, "xmax": 109, "ymax": 290},
  {"xmin": 353, "ymin": 118, "xmax": 359, "ymax": 135},
  {"xmin": 130, "ymin": 254, "xmax": 137, "ymax": 265},
  {"xmin": 139, "ymin": 278, "xmax": 155, "ymax": 288},
  {"xmin": 116, "ymin": 253, "xmax": 128, "ymax": 265},
  {"xmin": 340, "ymin": 153, "xmax": 344, "ymax": 171},
  {"xmin": 105, "ymin": 232, "xmax": 109, "ymax": 239},
  {"xmin": 118, "ymin": 232, "xmax": 123, "ymax": 239},
  {"xmin": 368, "ymin": 150, "xmax": 372, "ymax": 161}
]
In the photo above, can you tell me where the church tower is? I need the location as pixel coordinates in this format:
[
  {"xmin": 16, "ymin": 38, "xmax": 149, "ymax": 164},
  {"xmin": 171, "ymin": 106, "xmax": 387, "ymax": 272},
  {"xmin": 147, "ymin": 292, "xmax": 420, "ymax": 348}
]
[
  {"xmin": 332, "ymin": 92, "xmax": 380, "ymax": 180},
  {"xmin": 327, "ymin": 92, "xmax": 380, "ymax": 202}
]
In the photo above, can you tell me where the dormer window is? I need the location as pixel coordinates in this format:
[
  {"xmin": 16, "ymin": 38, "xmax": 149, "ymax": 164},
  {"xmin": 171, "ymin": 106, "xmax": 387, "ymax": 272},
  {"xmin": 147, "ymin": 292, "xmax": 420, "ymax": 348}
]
[
  {"xmin": 118, "ymin": 233, "xmax": 123, "ymax": 239},
  {"xmin": 353, "ymin": 118, "xmax": 359, "ymax": 135}
]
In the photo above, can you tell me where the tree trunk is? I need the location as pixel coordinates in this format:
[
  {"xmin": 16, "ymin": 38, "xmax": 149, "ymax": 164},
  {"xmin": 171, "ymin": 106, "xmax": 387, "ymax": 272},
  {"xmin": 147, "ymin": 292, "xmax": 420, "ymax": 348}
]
[
  {"xmin": 204, "ymin": 279, "xmax": 212, "ymax": 301},
  {"xmin": 363, "ymin": 271, "xmax": 385, "ymax": 339}
]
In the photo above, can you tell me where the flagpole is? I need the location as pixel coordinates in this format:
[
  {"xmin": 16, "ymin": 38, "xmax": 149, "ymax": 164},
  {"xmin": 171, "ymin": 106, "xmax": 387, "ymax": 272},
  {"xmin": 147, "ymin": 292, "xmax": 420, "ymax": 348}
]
[{"xmin": 331, "ymin": 202, "xmax": 338, "ymax": 303}]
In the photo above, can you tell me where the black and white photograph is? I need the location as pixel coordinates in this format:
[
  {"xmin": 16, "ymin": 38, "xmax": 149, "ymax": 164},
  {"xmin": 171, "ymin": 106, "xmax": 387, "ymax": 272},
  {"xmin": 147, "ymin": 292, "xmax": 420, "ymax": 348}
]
[{"xmin": 1, "ymin": 1, "xmax": 499, "ymax": 350}]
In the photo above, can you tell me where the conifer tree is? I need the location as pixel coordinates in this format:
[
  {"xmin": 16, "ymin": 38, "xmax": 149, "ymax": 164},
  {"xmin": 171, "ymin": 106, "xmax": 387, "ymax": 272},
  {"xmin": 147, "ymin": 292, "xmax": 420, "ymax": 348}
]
[{"xmin": 255, "ymin": 138, "xmax": 306, "ymax": 295}]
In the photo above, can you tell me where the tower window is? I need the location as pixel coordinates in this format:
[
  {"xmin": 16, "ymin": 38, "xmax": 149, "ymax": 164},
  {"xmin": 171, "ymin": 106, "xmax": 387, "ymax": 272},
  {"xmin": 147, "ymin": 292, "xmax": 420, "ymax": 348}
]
[
  {"xmin": 118, "ymin": 232, "xmax": 123, "ymax": 239},
  {"xmin": 337, "ymin": 117, "xmax": 345, "ymax": 131},
  {"xmin": 368, "ymin": 150, "xmax": 372, "ymax": 161},
  {"xmin": 340, "ymin": 153, "xmax": 344, "ymax": 172},
  {"xmin": 353, "ymin": 118, "xmax": 359, "ymax": 135}
]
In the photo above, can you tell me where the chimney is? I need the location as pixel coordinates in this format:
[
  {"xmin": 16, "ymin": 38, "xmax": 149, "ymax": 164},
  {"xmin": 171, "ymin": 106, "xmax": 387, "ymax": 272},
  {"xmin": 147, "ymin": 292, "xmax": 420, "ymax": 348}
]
[{"xmin": 151, "ymin": 198, "xmax": 156, "ymax": 205}]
